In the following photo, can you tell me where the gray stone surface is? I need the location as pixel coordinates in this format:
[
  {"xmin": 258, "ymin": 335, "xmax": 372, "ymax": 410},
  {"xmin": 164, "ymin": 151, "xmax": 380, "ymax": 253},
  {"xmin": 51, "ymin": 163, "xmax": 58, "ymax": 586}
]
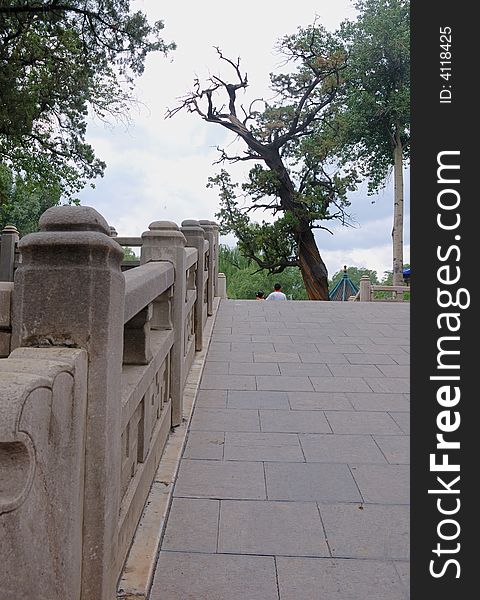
[
  {"xmin": 183, "ymin": 431, "xmax": 225, "ymax": 460},
  {"xmin": 200, "ymin": 373, "xmax": 256, "ymax": 390},
  {"xmin": 260, "ymin": 409, "xmax": 331, "ymax": 433},
  {"xmin": 190, "ymin": 408, "xmax": 260, "ymax": 432},
  {"xmin": 150, "ymin": 552, "xmax": 279, "ymax": 600},
  {"xmin": 374, "ymin": 435, "xmax": 410, "ymax": 464},
  {"xmin": 224, "ymin": 432, "xmax": 304, "ymax": 462},
  {"xmin": 218, "ymin": 500, "xmax": 329, "ymax": 556},
  {"xmin": 153, "ymin": 300, "xmax": 410, "ymax": 600},
  {"xmin": 162, "ymin": 498, "xmax": 219, "ymax": 552},
  {"xmin": 227, "ymin": 390, "xmax": 289, "ymax": 410},
  {"xmin": 174, "ymin": 459, "xmax": 266, "ymax": 499},
  {"xmin": 310, "ymin": 377, "xmax": 372, "ymax": 392},
  {"xmin": 319, "ymin": 503, "xmax": 409, "ymax": 559},
  {"xmin": 288, "ymin": 391, "xmax": 353, "ymax": 411},
  {"xmin": 265, "ymin": 462, "xmax": 361, "ymax": 502},
  {"xmin": 350, "ymin": 464, "xmax": 410, "ymax": 504},
  {"xmin": 276, "ymin": 557, "xmax": 407, "ymax": 600},
  {"xmin": 325, "ymin": 411, "xmax": 403, "ymax": 435},
  {"xmin": 346, "ymin": 392, "xmax": 409, "ymax": 412},
  {"xmin": 256, "ymin": 375, "xmax": 314, "ymax": 391},
  {"xmin": 300, "ymin": 434, "xmax": 387, "ymax": 463}
]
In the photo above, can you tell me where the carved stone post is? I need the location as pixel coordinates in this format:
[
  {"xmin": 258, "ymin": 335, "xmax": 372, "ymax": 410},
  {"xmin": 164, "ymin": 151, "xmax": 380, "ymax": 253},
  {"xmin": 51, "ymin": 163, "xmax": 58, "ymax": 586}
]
[
  {"xmin": 181, "ymin": 220, "xmax": 206, "ymax": 351},
  {"xmin": 210, "ymin": 221, "xmax": 220, "ymax": 297},
  {"xmin": 199, "ymin": 220, "xmax": 215, "ymax": 315},
  {"xmin": 141, "ymin": 221, "xmax": 186, "ymax": 426},
  {"xmin": 11, "ymin": 205, "xmax": 125, "ymax": 600},
  {"xmin": 0, "ymin": 225, "xmax": 19, "ymax": 282},
  {"xmin": 359, "ymin": 275, "xmax": 371, "ymax": 302}
]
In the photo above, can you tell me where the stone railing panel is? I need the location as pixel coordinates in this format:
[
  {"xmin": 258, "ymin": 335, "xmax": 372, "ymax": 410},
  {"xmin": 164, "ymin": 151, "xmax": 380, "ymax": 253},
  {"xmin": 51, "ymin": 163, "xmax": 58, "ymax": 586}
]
[
  {"xmin": 0, "ymin": 347, "xmax": 87, "ymax": 600},
  {"xmin": 0, "ymin": 282, "xmax": 13, "ymax": 357}
]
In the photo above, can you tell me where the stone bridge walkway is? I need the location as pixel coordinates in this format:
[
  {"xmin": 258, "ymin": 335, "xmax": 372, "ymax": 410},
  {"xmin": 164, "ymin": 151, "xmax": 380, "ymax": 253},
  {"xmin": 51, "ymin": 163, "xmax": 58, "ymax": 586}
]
[{"xmin": 149, "ymin": 299, "xmax": 410, "ymax": 600}]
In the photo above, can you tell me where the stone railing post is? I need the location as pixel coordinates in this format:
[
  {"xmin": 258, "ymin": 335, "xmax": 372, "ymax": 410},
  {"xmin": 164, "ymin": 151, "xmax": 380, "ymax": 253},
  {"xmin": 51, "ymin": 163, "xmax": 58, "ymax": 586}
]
[
  {"xmin": 199, "ymin": 220, "xmax": 215, "ymax": 315},
  {"xmin": 210, "ymin": 221, "xmax": 220, "ymax": 297},
  {"xmin": 181, "ymin": 220, "xmax": 206, "ymax": 351},
  {"xmin": 359, "ymin": 275, "xmax": 371, "ymax": 302},
  {"xmin": 11, "ymin": 205, "xmax": 125, "ymax": 600},
  {"xmin": 141, "ymin": 221, "xmax": 186, "ymax": 427},
  {"xmin": 0, "ymin": 225, "xmax": 19, "ymax": 282},
  {"xmin": 217, "ymin": 273, "xmax": 227, "ymax": 299}
]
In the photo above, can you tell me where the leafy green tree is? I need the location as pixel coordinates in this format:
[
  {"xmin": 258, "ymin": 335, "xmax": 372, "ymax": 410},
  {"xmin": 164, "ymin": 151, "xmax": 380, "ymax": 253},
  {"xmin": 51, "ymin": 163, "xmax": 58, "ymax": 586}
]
[
  {"xmin": 123, "ymin": 246, "xmax": 138, "ymax": 261},
  {"xmin": 219, "ymin": 245, "xmax": 308, "ymax": 300},
  {"xmin": 337, "ymin": 0, "xmax": 410, "ymax": 285},
  {"xmin": 0, "ymin": 163, "xmax": 62, "ymax": 234},
  {"xmin": 168, "ymin": 30, "xmax": 359, "ymax": 301},
  {"xmin": 0, "ymin": 1, "xmax": 175, "ymax": 197}
]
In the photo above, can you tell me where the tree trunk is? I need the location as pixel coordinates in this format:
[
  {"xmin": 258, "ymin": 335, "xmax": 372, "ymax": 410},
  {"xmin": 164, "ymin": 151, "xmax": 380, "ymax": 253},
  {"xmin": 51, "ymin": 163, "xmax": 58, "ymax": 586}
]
[
  {"xmin": 392, "ymin": 130, "xmax": 404, "ymax": 286},
  {"xmin": 297, "ymin": 227, "xmax": 330, "ymax": 300}
]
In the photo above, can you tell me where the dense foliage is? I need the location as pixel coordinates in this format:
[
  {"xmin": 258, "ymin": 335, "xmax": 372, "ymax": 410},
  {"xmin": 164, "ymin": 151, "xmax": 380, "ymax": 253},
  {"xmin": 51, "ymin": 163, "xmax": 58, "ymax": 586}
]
[{"xmin": 0, "ymin": 1, "xmax": 174, "ymax": 197}]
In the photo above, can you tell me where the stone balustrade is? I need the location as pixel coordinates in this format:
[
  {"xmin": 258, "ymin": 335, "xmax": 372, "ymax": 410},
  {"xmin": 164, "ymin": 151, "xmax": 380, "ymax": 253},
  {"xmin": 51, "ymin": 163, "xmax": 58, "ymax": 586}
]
[
  {"xmin": 357, "ymin": 275, "xmax": 410, "ymax": 302},
  {"xmin": 0, "ymin": 207, "xmax": 220, "ymax": 600}
]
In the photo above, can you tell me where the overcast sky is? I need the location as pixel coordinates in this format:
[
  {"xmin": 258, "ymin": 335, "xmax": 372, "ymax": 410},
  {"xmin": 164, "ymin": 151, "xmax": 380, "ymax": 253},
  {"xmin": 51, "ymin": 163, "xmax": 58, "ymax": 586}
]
[{"xmin": 77, "ymin": 0, "xmax": 410, "ymax": 278}]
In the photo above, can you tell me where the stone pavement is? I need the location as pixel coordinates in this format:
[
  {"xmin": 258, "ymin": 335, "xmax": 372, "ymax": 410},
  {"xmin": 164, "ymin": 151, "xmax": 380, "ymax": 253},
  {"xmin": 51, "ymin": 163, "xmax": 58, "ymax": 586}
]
[{"xmin": 149, "ymin": 299, "xmax": 410, "ymax": 600}]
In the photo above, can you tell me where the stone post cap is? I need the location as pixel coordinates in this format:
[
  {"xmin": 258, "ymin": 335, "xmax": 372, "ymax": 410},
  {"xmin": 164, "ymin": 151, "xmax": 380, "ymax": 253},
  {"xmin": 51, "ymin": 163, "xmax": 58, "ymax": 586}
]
[
  {"xmin": 109, "ymin": 226, "xmax": 118, "ymax": 237},
  {"xmin": 142, "ymin": 221, "xmax": 186, "ymax": 246},
  {"xmin": 39, "ymin": 205, "xmax": 111, "ymax": 235},
  {"xmin": 181, "ymin": 220, "xmax": 205, "ymax": 236},
  {"xmin": 198, "ymin": 220, "xmax": 214, "ymax": 232},
  {"xmin": 1, "ymin": 224, "xmax": 19, "ymax": 235},
  {"xmin": 360, "ymin": 275, "xmax": 371, "ymax": 280}
]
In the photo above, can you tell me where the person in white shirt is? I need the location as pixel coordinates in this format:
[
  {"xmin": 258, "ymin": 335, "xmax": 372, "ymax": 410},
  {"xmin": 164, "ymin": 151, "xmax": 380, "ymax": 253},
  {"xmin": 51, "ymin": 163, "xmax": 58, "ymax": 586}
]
[{"xmin": 266, "ymin": 283, "xmax": 287, "ymax": 301}]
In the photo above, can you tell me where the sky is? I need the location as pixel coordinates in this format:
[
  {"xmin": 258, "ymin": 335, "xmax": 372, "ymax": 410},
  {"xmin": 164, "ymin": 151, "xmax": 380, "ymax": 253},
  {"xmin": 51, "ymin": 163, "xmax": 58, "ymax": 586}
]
[{"xmin": 77, "ymin": 0, "xmax": 410, "ymax": 279}]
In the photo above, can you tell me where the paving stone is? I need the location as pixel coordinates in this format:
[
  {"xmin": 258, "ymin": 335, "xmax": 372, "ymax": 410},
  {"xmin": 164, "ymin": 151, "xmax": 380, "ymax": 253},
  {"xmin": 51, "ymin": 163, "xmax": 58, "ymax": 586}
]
[
  {"xmin": 190, "ymin": 408, "xmax": 260, "ymax": 432},
  {"xmin": 200, "ymin": 373, "xmax": 256, "ymax": 390},
  {"xmin": 195, "ymin": 389, "xmax": 227, "ymax": 408},
  {"xmin": 260, "ymin": 409, "xmax": 331, "ymax": 434},
  {"xmin": 278, "ymin": 363, "xmax": 332, "ymax": 377},
  {"xmin": 345, "ymin": 353, "xmax": 397, "ymax": 365},
  {"xmin": 357, "ymin": 344, "xmax": 409, "ymax": 355},
  {"xmin": 377, "ymin": 365, "xmax": 410, "ymax": 378},
  {"xmin": 366, "ymin": 378, "xmax": 410, "ymax": 393},
  {"xmin": 229, "ymin": 362, "xmax": 280, "ymax": 375},
  {"xmin": 350, "ymin": 464, "xmax": 410, "ymax": 504},
  {"xmin": 265, "ymin": 462, "xmax": 361, "ymax": 502},
  {"xmin": 218, "ymin": 500, "xmax": 328, "ymax": 557},
  {"xmin": 224, "ymin": 432, "xmax": 304, "ymax": 462},
  {"xmin": 329, "ymin": 336, "xmax": 375, "ymax": 346},
  {"xmin": 373, "ymin": 337, "xmax": 410, "ymax": 346},
  {"xmin": 183, "ymin": 431, "xmax": 224, "ymax": 460},
  {"xmin": 150, "ymin": 553, "xmax": 278, "ymax": 600},
  {"xmin": 162, "ymin": 498, "xmax": 219, "ymax": 552},
  {"xmin": 394, "ymin": 561, "xmax": 410, "ymax": 595},
  {"xmin": 389, "ymin": 412, "xmax": 410, "ymax": 434},
  {"xmin": 206, "ymin": 351, "xmax": 253, "ymax": 362},
  {"xmin": 328, "ymin": 364, "xmax": 384, "ymax": 378},
  {"xmin": 313, "ymin": 343, "xmax": 363, "ymax": 354},
  {"xmin": 310, "ymin": 377, "xmax": 372, "ymax": 393},
  {"xmin": 374, "ymin": 435, "xmax": 410, "ymax": 464},
  {"xmin": 299, "ymin": 352, "xmax": 349, "ymax": 364},
  {"xmin": 212, "ymin": 334, "xmax": 250, "ymax": 342},
  {"xmin": 227, "ymin": 390, "xmax": 290, "ymax": 410},
  {"xmin": 231, "ymin": 342, "xmax": 274, "ymax": 352},
  {"xmin": 276, "ymin": 557, "xmax": 407, "ymax": 600},
  {"xmin": 254, "ymin": 352, "xmax": 300, "ymax": 363},
  {"xmin": 346, "ymin": 392, "xmax": 409, "ymax": 412},
  {"xmin": 251, "ymin": 334, "xmax": 292, "ymax": 343},
  {"xmin": 209, "ymin": 342, "xmax": 231, "ymax": 352},
  {"xmin": 174, "ymin": 460, "xmax": 266, "ymax": 499},
  {"xmin": 288, "ymin": 392, "xmax": 353, "ymax": 411},
  {"xmin": 274, "ymin": 342, "xmax": 318, "ymax": 353},
  {"xmin": 319, "ymin": 503, "xmax": 409, "ymax": 559},
  {"xmin": 325, "ymin": 411, "xmax": 402, "ymax": 435},
  {"xmin": 391, "ymin": 353, "xmax": 410, "ymax": 365},
  {"xmin": 257, "ymin": 375, "xmax": 314, "ymax": 391},
  {"xmin": 300, "ymin": 434, "xmax": 387, "ymax": 463},
  {"xmin": 202, "ymin": 362, "xmax": 229, "ymax": 376}
]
